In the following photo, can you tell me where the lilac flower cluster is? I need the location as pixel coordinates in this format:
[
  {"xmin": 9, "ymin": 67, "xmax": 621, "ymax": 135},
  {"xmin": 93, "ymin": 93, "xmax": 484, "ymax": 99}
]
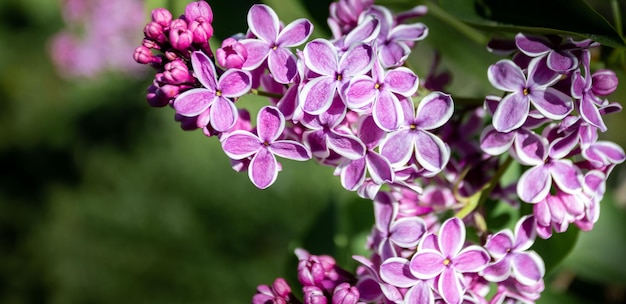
[
  {"xmin": 133, "ymin": 1, "xmax": 624, "ymax": 303},
  {"xmin": 50, "ymin": 0, "xmax": 145, "ymax": 78}
]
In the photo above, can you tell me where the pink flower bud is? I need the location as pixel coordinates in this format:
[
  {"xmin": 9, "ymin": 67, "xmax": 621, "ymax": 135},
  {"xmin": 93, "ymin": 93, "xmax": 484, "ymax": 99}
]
[
  {"xmin": 216, "ymin": 37, "xmax": 248, "ymax": 69},
  {"xmin": 151, "ymin": 8, "xmax": 172, "ymax": 27},
  {"xmin": 272, "ymin": 278, "xmax": 291, "ymax": 298},
  {"xmin": 303, "ymin": 286, "xmax": 327, "ymax": 304},
  {"xmin": 184, "ymin": 1, "xmax": 213, "ymax": 23},
  {"xmin": 592, "ymin": 69, "xmax": 618, "ymax": 96},
  {"xmin": 144, "ymin": 21, "xmax": 166, "ymax": 43},
  {"xmin": 165, "ymin": 50, "xmax": 179, "ymax": 61},
  {"xmin": 170, "ymin": 19, "xmax": 188, "ymax": 30},
  {"xmin": 142, "ymin": 38, "xmax": 160, "ymax": 50},
  {"xmin": 189, "ymin": 17, "xmax": 214, "ymax": 44},
  {"xmin": 331, "ymin": 283, "xmax": 359, "ymax": 304},
  {"xmin": 133, "ymin": 46, "xmax": 153, "ymax": 64},
  {"xmin": 169, "ymin": 28, "xmax": 193, "ymax": 51},
  {"xmin": 298, "ymin": 256, "xmax": 326, "ymax": 287},
  {"xmin": 163, "ymin": 59, "xmax": 192, "ymax": 84}
]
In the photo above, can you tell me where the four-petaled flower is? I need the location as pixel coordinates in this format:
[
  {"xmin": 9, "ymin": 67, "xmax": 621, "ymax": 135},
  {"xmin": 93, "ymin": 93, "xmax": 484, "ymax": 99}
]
[
  {"xmin": 221, "ymin": 106, "xmax": 311, "ymax": 189},
  {"xmin": 173, "ymin": 51, "xmax": 251, "ymax": 132}
]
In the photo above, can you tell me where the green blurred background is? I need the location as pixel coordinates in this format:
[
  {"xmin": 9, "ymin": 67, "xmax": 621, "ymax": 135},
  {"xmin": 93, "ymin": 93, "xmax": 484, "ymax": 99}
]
[{"xmin": 0, "ymin": 0, "xmax": 626, "ymax": 303}]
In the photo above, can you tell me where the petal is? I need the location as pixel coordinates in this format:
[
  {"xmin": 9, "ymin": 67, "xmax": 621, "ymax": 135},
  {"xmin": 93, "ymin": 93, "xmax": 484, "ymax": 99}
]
[
  {"xmin": 276, "ymin": 18, "xmax": 313, "ymax": 47},
  {"xmin": 384, "ymin": 67, "xmax": 419, "ymax": 96},
  {"xmin": 327, "ymin": 132, "xmax": 366, "ymax": 160},
  {"xmin": 511, "ymin": 252, "xmax": 545, "ymax": 285},
  {"xmin": 438, "ymin": 217, "xmax": 465, "ymax": 257},
  {"xmin": 340, "ymin": 157, "xmax": 366, "ymax": 191},
  {"xmin": 358, "ymin": 115, "xmax": 386, "ymax": 148},
  {"xmin": 373, "ymin": 90, "xmax": 404, "ymax": 131},
  {"xmin": 514, "ymin": 215, "xmax": 537, "ymax": 251},
  {"xmin": 415, "ymin": 92, "xmax": 454, "ymax": 130},
  {"xmin": 492, "ymin": 93, "xmax": 529, "ymax": 133},
  {"xmin": 380, "ymin": 129, "xmax": 413, "ymax": 166},
  {"xmin": 390, "ymin": 217, "xmax": 426, "ymax": 247},
  {"xmin": 345, "ymin": 76, "xmax": 377, "ymax": 109},
  {"xmin": 303, "ymin": 39, "xmax": 338, "ymax": 76},
  {"xmin": 257, "ymin": 106, "xmax": 284, "ymax": 142},
  {"xmin": 374, "ymin": 192, "xmax": 394, "ymax": 233},
  {"xmin": 528, "ymin": 87, "xmax": 573, "ymax": 119},
  {"xmin": 517, "ymin": 165, "xmax": 551, "ymax": 203},
  {"xmin": 438, "ymin": 268, "xmax": 464, "ymax": 304},
  {"xmin": 268, "ymin": 47, "xmax": 298, "ymax": 84},
  {"xmin": 513, "ymin": 129, "xmax": 547, "ymax": 166},
  {"xmin": 389, "ymin": 23, "xmax": 428, "ymax": 41},
  {"xmin": 515, "ymin": 33, "xmax": 551, "ymax": 56},
  {"xmin": 547, "ymin": 51, "xmax": 577, "ymax": 73},
  {"xmin": 240, "ymin": 39, "xmax": 271, "ymax": 70},
  {"xmin": 366, "ymin": 152, "xmax": 394, "ymax": 184},
  {"xmin": 173, "ymin": 88, "xmax": 215, "ymax": 116},
  {"xmin": 404, "ymin": 282, "xmax": 434, "ymax": 304},
  {"xmin": 549, "ymin": 159, "xmax": 582, "ymax": 194},
  {"xmin": 482, "ymin": 258, "xmax": 512, "ymax": 282},
  {"xmin": 380, "ymin": 257, "xmax": 418, "ymax": 288},
  {"xmin": 378, "ymin": 42, "xmax": 410, "ymax": 68},
  {"xmin": 413, "ymin": 130, "xmax": 449, "ymax": 172},
  {"xmin": 526, "ymin": 56, "xmax": 559, "ymax": 87},
  {"xmin": 488, "ymin": 60, "xmax": 526, "ymax": 92},
  {"xmin": 249, "ymin": 148, "xmax": 278, "ymax": 189},
  {"xmin": 302, "ymin": 130, "xmax": 329, "ymax": 158},
  {"xmin": 219, "ymin": 69, "xmax": 252, "ymax": 97},
  {"xmin": 343, "ymin": 15, "xmax": 380, "ymax": 46},
  {"xmin": 579, "ymin": 95, "xmax": 607, "ymax": 131},
  {"xmin": 221, "ymin": 130, "xmax": 261, "ymax": 159},
  {"xmin": 300, "ymin": 76, "xmax": 336, "ymax": 115},
  {"xmin": 270, "ymin": 141, "xmax": 311, "ymax": 161},
  {"xmin": 209, "ymin": 97, "xmax": 238, "ymax": 132},
  {"xmin": 479, "ymin": 126, "xmax": 515, "ymax": 156},
  {"xmin": 453, "ymin": 246, "xmax": 490, "ymax": 272},
  {"xmin": 247, "ymin": 4, "xmax": 278, "ymax": 42},
  {"xmin": 485, "ymin": 230, "xmax": 515, "ymax": 259},
  {"xmin": 340, "ymin": 42, "xmax": 374, "ymax": 77},
  {"xmin": 190, "ymin": 51, "xmax": 217, "ymax": 88},
  {"xmin": 409, "ymin": 249, "xmax": 445, "ymax": 279}
]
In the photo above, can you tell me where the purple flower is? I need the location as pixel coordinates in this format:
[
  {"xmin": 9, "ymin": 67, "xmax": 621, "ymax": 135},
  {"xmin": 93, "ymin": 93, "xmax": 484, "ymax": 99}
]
[
  {"xmin": 408, "ymin": 217, "xmax": 490, "ymax": 304},
  {"xmin": 571, "ymin": 51, "xmax": 610, "ymax": 131},
  {"xmin": 515, "ymin": 33, "xmax": 596, "ymax": 73},
  {"xmin": 221, "ymin": 106, "xmax": 311, "ymax": 189},
  {"xmin": 216, "ymin": 37, "xmax": 248, "ymax": 69},
  {"xmin": 338, "ymin": 116, "xmax": 394, "ymax": 191},
  {"xmin": 240, "ymin": 4, "xmax": 313, "ymax": 84},
  {"xmin": 482, "ymin": 216, "xmax": 545, "ymax": 286},
  {"xmin": 331, "ymin": 283, "xmax": 360, "ymax": 304},
  {"xmin": 252, "ymin": 277, "xmax": 292, "ymax": 304},
  {"xmin": 301, "ymin": 39, "xmax": 374, "ymax": 114},
  {"xmin": 173, "ymin": 51, "xmax": 251, "ymax": 132},
  {"xmin": 345, "ymin": 58, "xmax": 419, "ymax": 131},
  {"xmin": 379, "ymin": 257, "xmax": 435, "ymax": 304},
  {"xmin": 327, "ymin": 0, "xmax": 375, "ymax": 38},
  {"xmin": 379, "ymin": 92, "xmax": 453, "ymax": 173},
  {"xmin": 488, "ymin": 57, "xmax": 573, "ymax": 132}
]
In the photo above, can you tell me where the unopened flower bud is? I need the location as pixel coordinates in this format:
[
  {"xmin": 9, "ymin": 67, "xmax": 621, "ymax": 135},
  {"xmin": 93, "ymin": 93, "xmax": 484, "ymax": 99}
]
[
  {"xmin": 163, "ymin": 59, "xmax": 192, "ymax": 84},
  {"xmin": 142, "ymin": 38, "xmax": 160, "ymax": 50},
  {"xmin": 189, "ymin": 17, "xmax": 214, "ymax": 44},
  {"xmin": 216, "ymin": 37, "xmax": 248, "ymax": 69},
  {"xmin": 298, "ymin": 256, "xmax": 326, "ymax": 287},
  {"xmin": 303, "ymin": 286, "xmax": 327, "ymax": 304},
  {"xmin": 146, "ymin": 84, "xmax": 169, "ymax": 107},
  {"xmin": 133, "ymin": 46, "xmax": 153, "ymax": 64},
  {"xmin": 331, "ymin": 283, "xmax": 360, "ymax": 304},
  {"xmin": 170, "ymin": 19, "xmax": 188, "ymax": 30},
  {"xmin": 170, "ymin": 28, "xmax": 193, "ymax": 51},
  {"xmin": 592, "ymin": 69, "xmax": 618, "ymax": 96},
  {"xmin": 185, "ymin": 1, "xmax": 213, "ymax": 23},
  {"xmin": 151, "ymin": 8, "xmax": 172, "ymax": 27},
  {"xmin": 144, "ymin": 21, "xmax": 166, "ymax": 43},
  {"xmin": 165, "ymin": 50, "xmax": 179, "ymax": 61},
  {"xmin": 272, "ymin": 278, "xmax": 291, "ymax": 298}
]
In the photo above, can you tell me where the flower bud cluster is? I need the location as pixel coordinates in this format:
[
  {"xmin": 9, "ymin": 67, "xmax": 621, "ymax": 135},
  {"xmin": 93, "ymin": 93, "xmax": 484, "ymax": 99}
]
[
  {"xmin": 133, "ymin": 1, "xmax": 214, "ymax": 108},
  {"xmin": 134, "ymin": 0, "xmax": 624, "ymax": 303}
]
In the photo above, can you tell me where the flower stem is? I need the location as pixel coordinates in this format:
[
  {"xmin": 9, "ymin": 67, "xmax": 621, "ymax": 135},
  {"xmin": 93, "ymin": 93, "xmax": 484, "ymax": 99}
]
[
  {"xmin": 250, "ymin": 89, "xmax": 284, "ymax": 99},
  {"xmin": 477, "ymin": 155, "xmax": 514, "ymax": 208}
]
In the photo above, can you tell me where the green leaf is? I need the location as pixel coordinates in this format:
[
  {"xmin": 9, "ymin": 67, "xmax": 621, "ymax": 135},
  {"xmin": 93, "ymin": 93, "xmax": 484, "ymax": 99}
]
[
  {"xmin": 531, "ymin": 226, "xmax": 579, "ymax": 275},
  {"xmin": 439, "ymin": 0, "xmax": 626, "ymax": 49}
]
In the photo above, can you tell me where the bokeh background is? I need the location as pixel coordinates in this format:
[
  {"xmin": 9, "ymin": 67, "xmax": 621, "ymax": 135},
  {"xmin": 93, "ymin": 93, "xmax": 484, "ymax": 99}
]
[{"xmin": 1, "ymin": 0, "xmax": 626, "ymax": 303}]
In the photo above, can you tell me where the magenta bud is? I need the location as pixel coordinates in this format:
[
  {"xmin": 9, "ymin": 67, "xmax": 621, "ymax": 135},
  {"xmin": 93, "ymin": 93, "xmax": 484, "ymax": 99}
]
[
  {"xmin": 298, "ymin": 256, "xmax": 326, "ymax": 287},
  {"xmin": 165, "ymin": 50, "xmax": 179, "ymax": 61},
  {"xmin": 158, "ymin": 84, "xmax": 180, "ymax": 100},
  {"xmin": 169, "ymin": 28, "xmax": 193, "ymax": 51},
  {"xmin": 272, "ymin": 278, "xmax": 292, "ymax": 298},
  {"xmin": 216, "ymin": 37, "xmax": 248, "ymax": 69},
  {"xmin": 189, "ymin": 17, "xmax": 214, "ymax": 44},
  {"xmin": 303, "ymin": 286, "xmax": 327, "ymax": 304},
  {"xmin": 146, "ymin": 84, "xmax": 169, "ymax": 107},
  {"xmin": 163, "ymin": 59, "xmax": 192, "ymax": 84},
  {"xmin": 592, "ymin": 69, "xmax": 618, "ymax": 96},
  {"xmin": 144, "ymin": 21, "xmax": 166, "ymax": 43},
  {"xmin": 142, "ymin": 38, "xmax": 160, "ymax": 50},
  {"xmin": 331, "ymin": 283, "xmax": 359, "ymax": 304},
  {"xmin": 184, "ymin": 1, "xmax": 213, "ymax": 23},
  {"xmin": 151, "ymin": 8, "xmax": 172, "ymax": 27},
  {"xmin": 170, "ymin": 18, "xmax": 188, "ymax": 30},
  {"xmin": 133, "ymin": 46, "xmax": 153, "ymax": 64}
]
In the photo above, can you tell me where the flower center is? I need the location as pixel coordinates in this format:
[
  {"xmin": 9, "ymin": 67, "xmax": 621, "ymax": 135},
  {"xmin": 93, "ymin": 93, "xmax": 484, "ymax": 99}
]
[
  {"xmin": 216, "ymin": 90, "xmax": 222, "ymax": 97},
  {"xmin": 409, "ymin": 124, "xmax": 417, "ymax": 130},
  {"xmin": 336, "ymin": 73, "xmax": 343, "ymax": 81},
  {"xmin": 374, "ymin": 83, "xmax": 381, "ymax": 90},
  {"xmin": 262, "ymin": 141, "xmax": 270, "ymax": 147},
  {"xmin": 523, "ymin": 88, "xmax": 530, "ymax": 96},
  {"xmin": 443, "ymin": 258, "xmax": 451, "ymax": 266}
]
